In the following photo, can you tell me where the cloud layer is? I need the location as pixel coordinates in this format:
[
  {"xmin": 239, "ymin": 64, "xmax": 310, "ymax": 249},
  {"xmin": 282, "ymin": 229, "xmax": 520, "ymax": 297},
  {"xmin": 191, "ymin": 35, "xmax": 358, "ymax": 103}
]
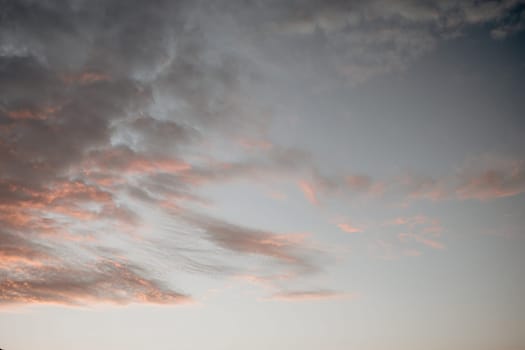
[{"xmin": 1, "ymin": 0, "xmax": 524, "ymax": 306}]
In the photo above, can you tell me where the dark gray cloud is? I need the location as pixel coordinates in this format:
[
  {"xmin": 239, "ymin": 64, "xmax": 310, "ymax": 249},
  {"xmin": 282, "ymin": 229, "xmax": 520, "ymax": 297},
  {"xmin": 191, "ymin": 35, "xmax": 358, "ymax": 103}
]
[{"xmin": 208, "ymin": 0, "xmax": 525, "ymax": 83}]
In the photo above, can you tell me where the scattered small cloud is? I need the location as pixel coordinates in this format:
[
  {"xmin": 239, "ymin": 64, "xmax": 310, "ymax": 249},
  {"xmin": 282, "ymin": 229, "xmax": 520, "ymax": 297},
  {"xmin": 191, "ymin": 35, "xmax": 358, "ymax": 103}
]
[
  {"xmin": 338, "ymin": 223, "xmax": 363, "ymax": 234},
  {"xmin": 263, "ymin": 290, "xmax": 356, "ymax": 302},
  {"xmin": 298, "ymin": 180, "xmax": 319, "ymax": 205}
]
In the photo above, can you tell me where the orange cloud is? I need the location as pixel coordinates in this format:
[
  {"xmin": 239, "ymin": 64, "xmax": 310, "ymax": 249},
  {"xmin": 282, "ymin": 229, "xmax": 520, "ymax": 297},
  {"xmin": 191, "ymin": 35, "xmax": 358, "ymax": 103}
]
[
  {"xmin": 0, "ymin": 178, "xmax": 138, "ymax": 250},
  {"xmin": 0, "ymin": 259, "xmax": 190, "ymax": 306},
  {"xmin": 42, "ymin": 181, "xmax": 113, "ymax": 204},
  {"xmin": 85, "ymin": 146, "xmax": 190, "ymax": 176}
]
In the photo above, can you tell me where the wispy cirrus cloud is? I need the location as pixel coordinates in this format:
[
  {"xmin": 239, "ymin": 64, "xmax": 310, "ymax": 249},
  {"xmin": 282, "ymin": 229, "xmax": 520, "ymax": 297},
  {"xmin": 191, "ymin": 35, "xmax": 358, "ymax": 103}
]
[
  {"xmin": 337, "ymin": 223, "xmax": 363, "ymax": 234},
  {"xmin": 0, "ymin": 258, "xmax": 190, "ymax": 306},
  {"xmin": 0, "ymin": 226, "xmax": 189, "ymax": 306},
  {"xmin": 368, "ymin": 215, "xmax": 445, "ymax": 260},
  {"xmin": 402, "ymin": 157, "xmax": 525, "ymax": 202},
  {"xmin": 392, "ymin": 215, "xmax": 445, "ymax": 250},
  {"xmin": 294, "ymin": 156, "xmax": 525, "ymax": 205},
  {"xmin": 298, "ymin": 180, "xmax": 319, "ymax": 205},
  {"xmin": 179, "ymin": 212, "xmax": 319, "ymax": 274},
  {"xmin": 455, "ymin": 160, "xmax": 525, "ymax": 200},
  {"xmin": 264, "ymin": 290, "xmax": 356, "ymax": 302},
  {"xmin": 398, "ymin": 233, "xmax": 445, "ymax": 250},
  {"xmin": 0, "ymin": 231, "xmax": 52, "ymax": 269}
]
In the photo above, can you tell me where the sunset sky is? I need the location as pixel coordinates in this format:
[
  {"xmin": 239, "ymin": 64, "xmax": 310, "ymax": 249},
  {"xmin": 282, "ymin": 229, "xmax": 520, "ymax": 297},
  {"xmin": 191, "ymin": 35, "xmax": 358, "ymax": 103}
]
[{"xmin": 1, "ymin": 1, "xmax": 525, "ymax": 349}]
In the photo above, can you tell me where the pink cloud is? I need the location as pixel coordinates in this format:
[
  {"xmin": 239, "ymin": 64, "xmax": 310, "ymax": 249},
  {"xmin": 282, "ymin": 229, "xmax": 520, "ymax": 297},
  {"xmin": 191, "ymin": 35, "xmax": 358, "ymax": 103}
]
[
  {"xmin": 4, "ymin": 105, "xmax": 61, "ymax": 121},
  {"xmin": 0, "ymin": 233, "xmax": 52, "ymax": 270},
  {"xmin": 371, "ymin": 239, "xmax": 398, "ymax": 260},
  {"xmin": 403, "ymin": 249, "xmax": 422, "ymax": 257},
  {"xmin": 456, "ymin": 165, "xmax": 525, "ymax": 200},
  {"xmin": 62, "ymin": 72, "xmax": 111, "ymax": 85},
  {"xmin": 346, "ymin": 175, "xmax": 372, "ymax": 191},
  {"xmin": 85, "ymin": 146, "xmax": 190, "ymax": 176},
  {"xmin": 237, "ymin": 138, "xmax": 273, "ymax": 150},
  {"xmin": 265, "ymin": 290, "xmax": 356, "ymax": 302},
  {"xmin": 337, "ymin": 223, "xmax": 363, "ymax": 233},
  {"xmin": 399, "ymin": 158, "xmax": 525, "ymax": 202},
  {"xmin": 298, "ymin": 180, "xmax": 319, "ymax": 205},
  {"xmin": 414, "ymin": 236, "xmax": 445, "ymax": 249},
  {"xmin": 266, "ymin": 191, "xmax": 287, "ymax": 201},
  {"xmin": 234, "ymin": 273, "xmax": 293, "ymax": 289},
  {"xmin": 182, "ymin": 213, "xmax": 318, "ymax": 271},
  {"xmin": 0, "ymin": 259, "xmax": 190, "ymax": 307},
  {"xmin": 398, "ymin": 233, "xmax": 445, "ymax": 250},
  {"xmin": 390, "ymin": 215, "xmax": 441, "ymax": 232}
]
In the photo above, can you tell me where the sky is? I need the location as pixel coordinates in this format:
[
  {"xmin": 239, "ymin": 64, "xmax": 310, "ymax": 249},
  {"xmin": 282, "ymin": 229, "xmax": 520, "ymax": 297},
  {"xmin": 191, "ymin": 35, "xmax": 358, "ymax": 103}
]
[{"xmin": 0, "ymin": 0, "xmax": 525, "ymax": 349}]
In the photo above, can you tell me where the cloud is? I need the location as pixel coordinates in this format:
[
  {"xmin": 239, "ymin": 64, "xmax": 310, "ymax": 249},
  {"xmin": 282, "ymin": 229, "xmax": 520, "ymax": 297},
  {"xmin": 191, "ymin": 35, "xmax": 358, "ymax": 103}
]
[
  {"xmin": 402, "ymin": 157, "xmax": 525, "ymax": 201},
  {"xmin": 0, "ymin": 231, "xmax": 52, "ymax": 268},
  {"xmin": 390, "ymin": 215, "xmax": 440, "ymax": 228},
  {"xmin": 0, "ymin": 258, "xmax": 190, "ymax": 306},
  {"xmin": 294, "ymin": 156, "xmax": 525, "ymax": 205},
  {"xmin": 181, "ymin": 212, "xmax": 318, "ymax": 273},
  {"xmin": 296, "ymin": 172, "xmax": 378, "ymax": 205},
  {"xmin": 261, "ymin": 0, "xmax": 525, "ymax": 83},
  {"xmin": 116, "ymin": 116, "xmax": 199, "ymax": 156},
  {"xmin": 337, "ymin": 223, "xmax": 363, "ymax": 234},
  {"xmin": 369, "ymin": 215, "xmax": 445, "ymax": 260},
  {"xmin": 455, "ymin": 159, "xmax": 525, "ymax": 200},
  {"xmin": 393, "ymin": 216, "xmax": 445, "ymax": 250},
  {"xmin": 264, "ymin": 290, "xmax": 355, "ymax": 302},
  {"xmin": 234, "ymin": 273, "xmax": 294, "ymax": 291},
  {"xmin": 399, "ymin": 233, "xmax": 445, "ymax": 250},
  {"xmin": 0, "ymin": 227, "xmax": 189, "ymax": 306},
  {"xmin": 84, "ymin": 145, "xmax": 191, "ymax": 176},
  {"xmin": 0, "ymin": 0, "xmax": 243, "ymax": 306},
  {"xmin": 1, "ymin": 0, "xmax": 523, "ymax": 307},
  {"xmin": 298, "ymin": 180, "xmax": 319, "ymax": 205},
  {"xmin": 237, "ymin": 138, "xmax": 273, "ymax": 151},
  {"xmin": 266, "ymin": 190, "xmax": 287, "ymax": 201}
]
